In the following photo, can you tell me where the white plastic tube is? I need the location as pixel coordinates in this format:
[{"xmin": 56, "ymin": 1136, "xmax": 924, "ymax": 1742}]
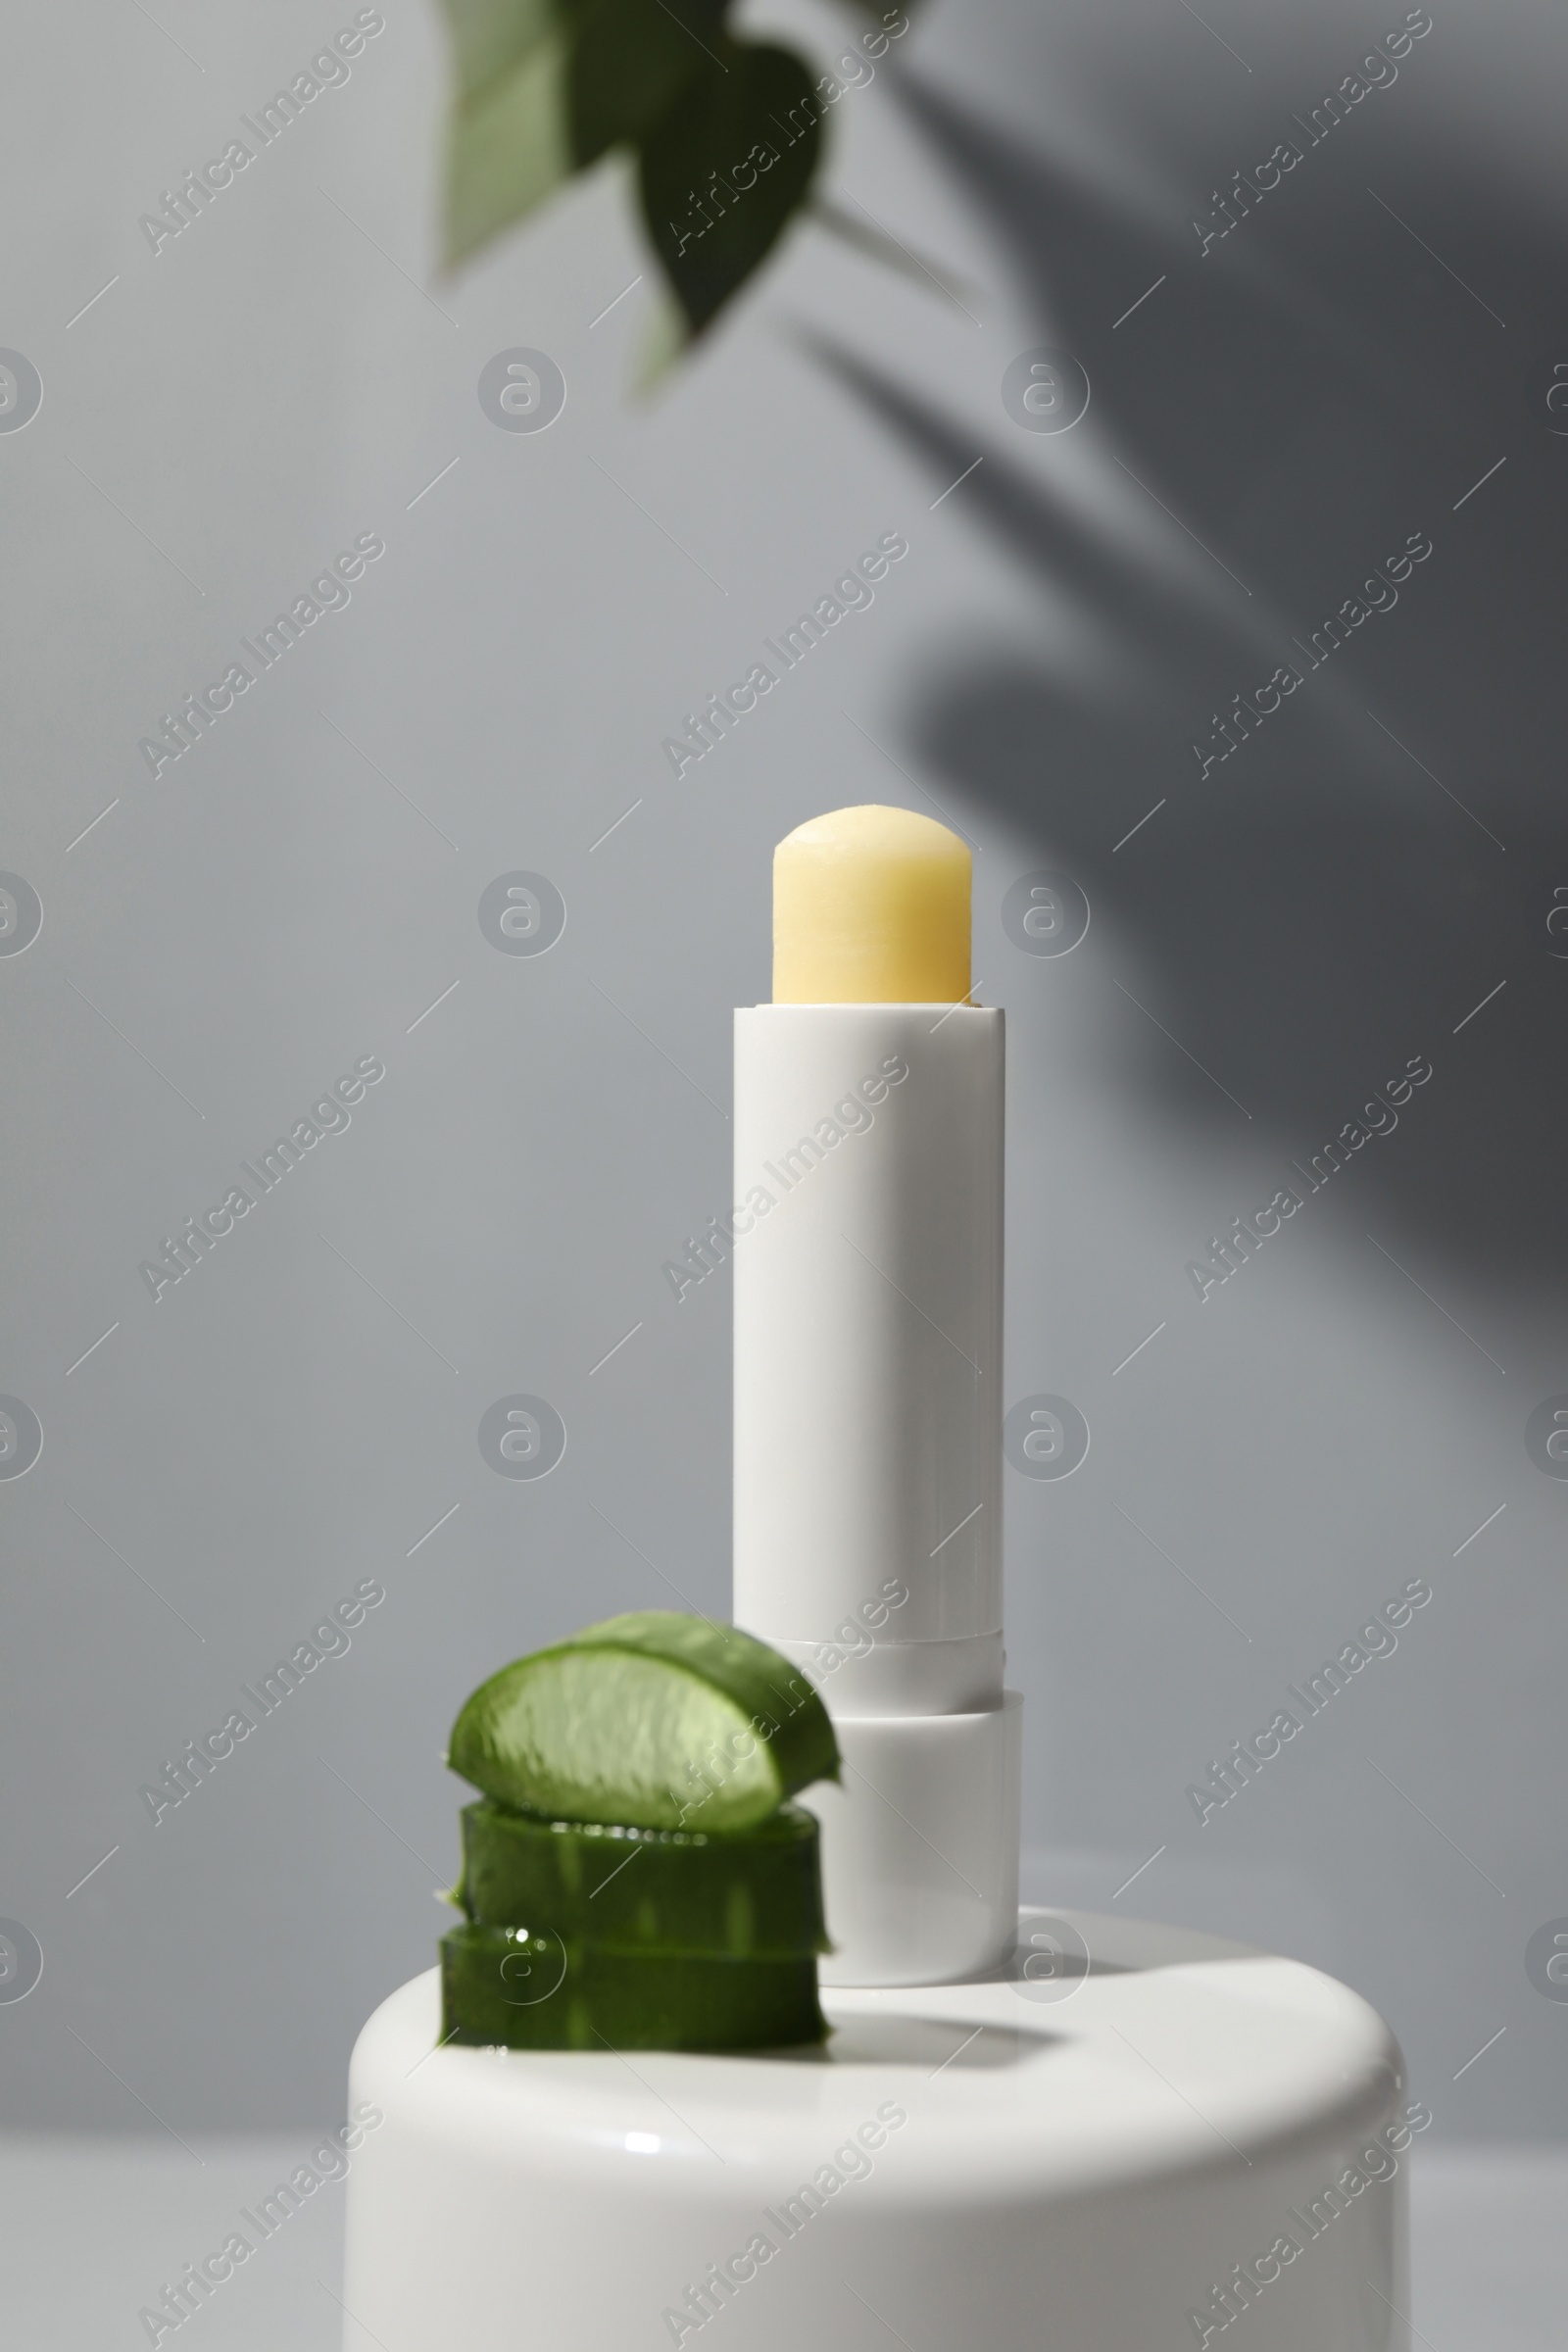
[{"xmin": 732, "ymin": 1004, "xmax": 1018, "ymax": 1983}]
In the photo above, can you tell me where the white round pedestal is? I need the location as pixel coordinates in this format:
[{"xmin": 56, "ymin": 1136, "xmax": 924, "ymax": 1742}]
[{"xmin": 341, "ymin": 1909, "xmax": 1413, "ymax": 2351}]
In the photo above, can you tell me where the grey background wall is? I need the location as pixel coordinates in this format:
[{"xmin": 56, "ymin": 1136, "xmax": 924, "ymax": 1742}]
[{"xmin": 2, "ymin": 0, "xmax": 1564, "ymax": 2146}]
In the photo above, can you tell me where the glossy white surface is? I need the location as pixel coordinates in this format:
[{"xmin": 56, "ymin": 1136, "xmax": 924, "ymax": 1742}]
[
  {"xmin": 8, "ymin": 2133, "xmax": 1549, "ymax": 2351},
  {"xmin": 342, "ymin": 1908, "xmax": 1413, "ymax": 2350}
]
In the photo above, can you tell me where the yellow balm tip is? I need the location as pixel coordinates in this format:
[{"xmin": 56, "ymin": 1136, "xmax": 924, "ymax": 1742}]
[{"xmin": 772, "ymin": 804, "xmax": 972, "ymax": 1004}]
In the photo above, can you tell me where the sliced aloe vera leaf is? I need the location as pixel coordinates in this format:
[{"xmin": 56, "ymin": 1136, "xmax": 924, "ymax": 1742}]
[
  {"xmin": 459, "ymin": 1799, "xmax": 826, "ymax": 1957},
  {"xmin": 447, "ymin": 1611, "xmax": 839, "ymax": 1833},
  {"xmin": 440, "ymin": 1923, "xmax": 826, "ymax": 2051}
]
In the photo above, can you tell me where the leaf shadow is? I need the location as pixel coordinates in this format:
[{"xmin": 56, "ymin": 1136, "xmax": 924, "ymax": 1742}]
[{"xmin": 809, "ymin": 68, "xmax": 1568, "ymax": 1299}]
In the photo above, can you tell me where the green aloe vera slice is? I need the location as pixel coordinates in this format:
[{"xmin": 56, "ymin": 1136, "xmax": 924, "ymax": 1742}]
[
  {"xmin": 447, "ymin": 1611, "xmax": 839, "ymax": 1833},
  {"xmin": 457, "ymin": 1799, "xmax": 827, "ymax": 1957},
  {"xmin": 440, "ymin": 1923, "xmax": 826, "ymax": 2051}
]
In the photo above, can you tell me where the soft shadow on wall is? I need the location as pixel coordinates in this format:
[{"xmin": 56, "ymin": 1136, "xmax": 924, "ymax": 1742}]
[{"xmin": 810, "ymin": 66, "xmax": 1568, "ymax": 1303}]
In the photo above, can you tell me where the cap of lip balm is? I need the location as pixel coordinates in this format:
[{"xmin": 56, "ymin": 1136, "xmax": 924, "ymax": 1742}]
[{"xmin": 772, "ymin": 804, "xmax": 971, "ymax": 1005}]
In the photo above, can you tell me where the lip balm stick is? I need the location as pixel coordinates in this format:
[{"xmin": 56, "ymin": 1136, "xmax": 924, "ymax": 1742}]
[{"xmin": 733, "ymin": 806, "xmax": 1020, "ymax": 1984}]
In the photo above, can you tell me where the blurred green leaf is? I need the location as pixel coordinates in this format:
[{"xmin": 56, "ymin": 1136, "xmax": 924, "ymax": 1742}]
[
  {"xmin": 442, "ymin": 0, "xmax": 720, "ymax": 266},
  {"xmin": 438, "ymin": 0, "xmax": 558, "ymax": 108},
  {"xmin": 445, "ymin": 24, "xmax": 573, "ymax": 264},
  {"xmin": 632, "ymin": 282, "xmax": 695, "ymax": 395},
  {"xmin": 568, "ymin": 0, "xmax": 719, "ymax": 169},
  {"xmin": 637, "ymin": 43, "xmax": 825, "ymax": 341},
  {"xmin": 438, "ymin": 0, "xmax": 906, "ymax": 356}
]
